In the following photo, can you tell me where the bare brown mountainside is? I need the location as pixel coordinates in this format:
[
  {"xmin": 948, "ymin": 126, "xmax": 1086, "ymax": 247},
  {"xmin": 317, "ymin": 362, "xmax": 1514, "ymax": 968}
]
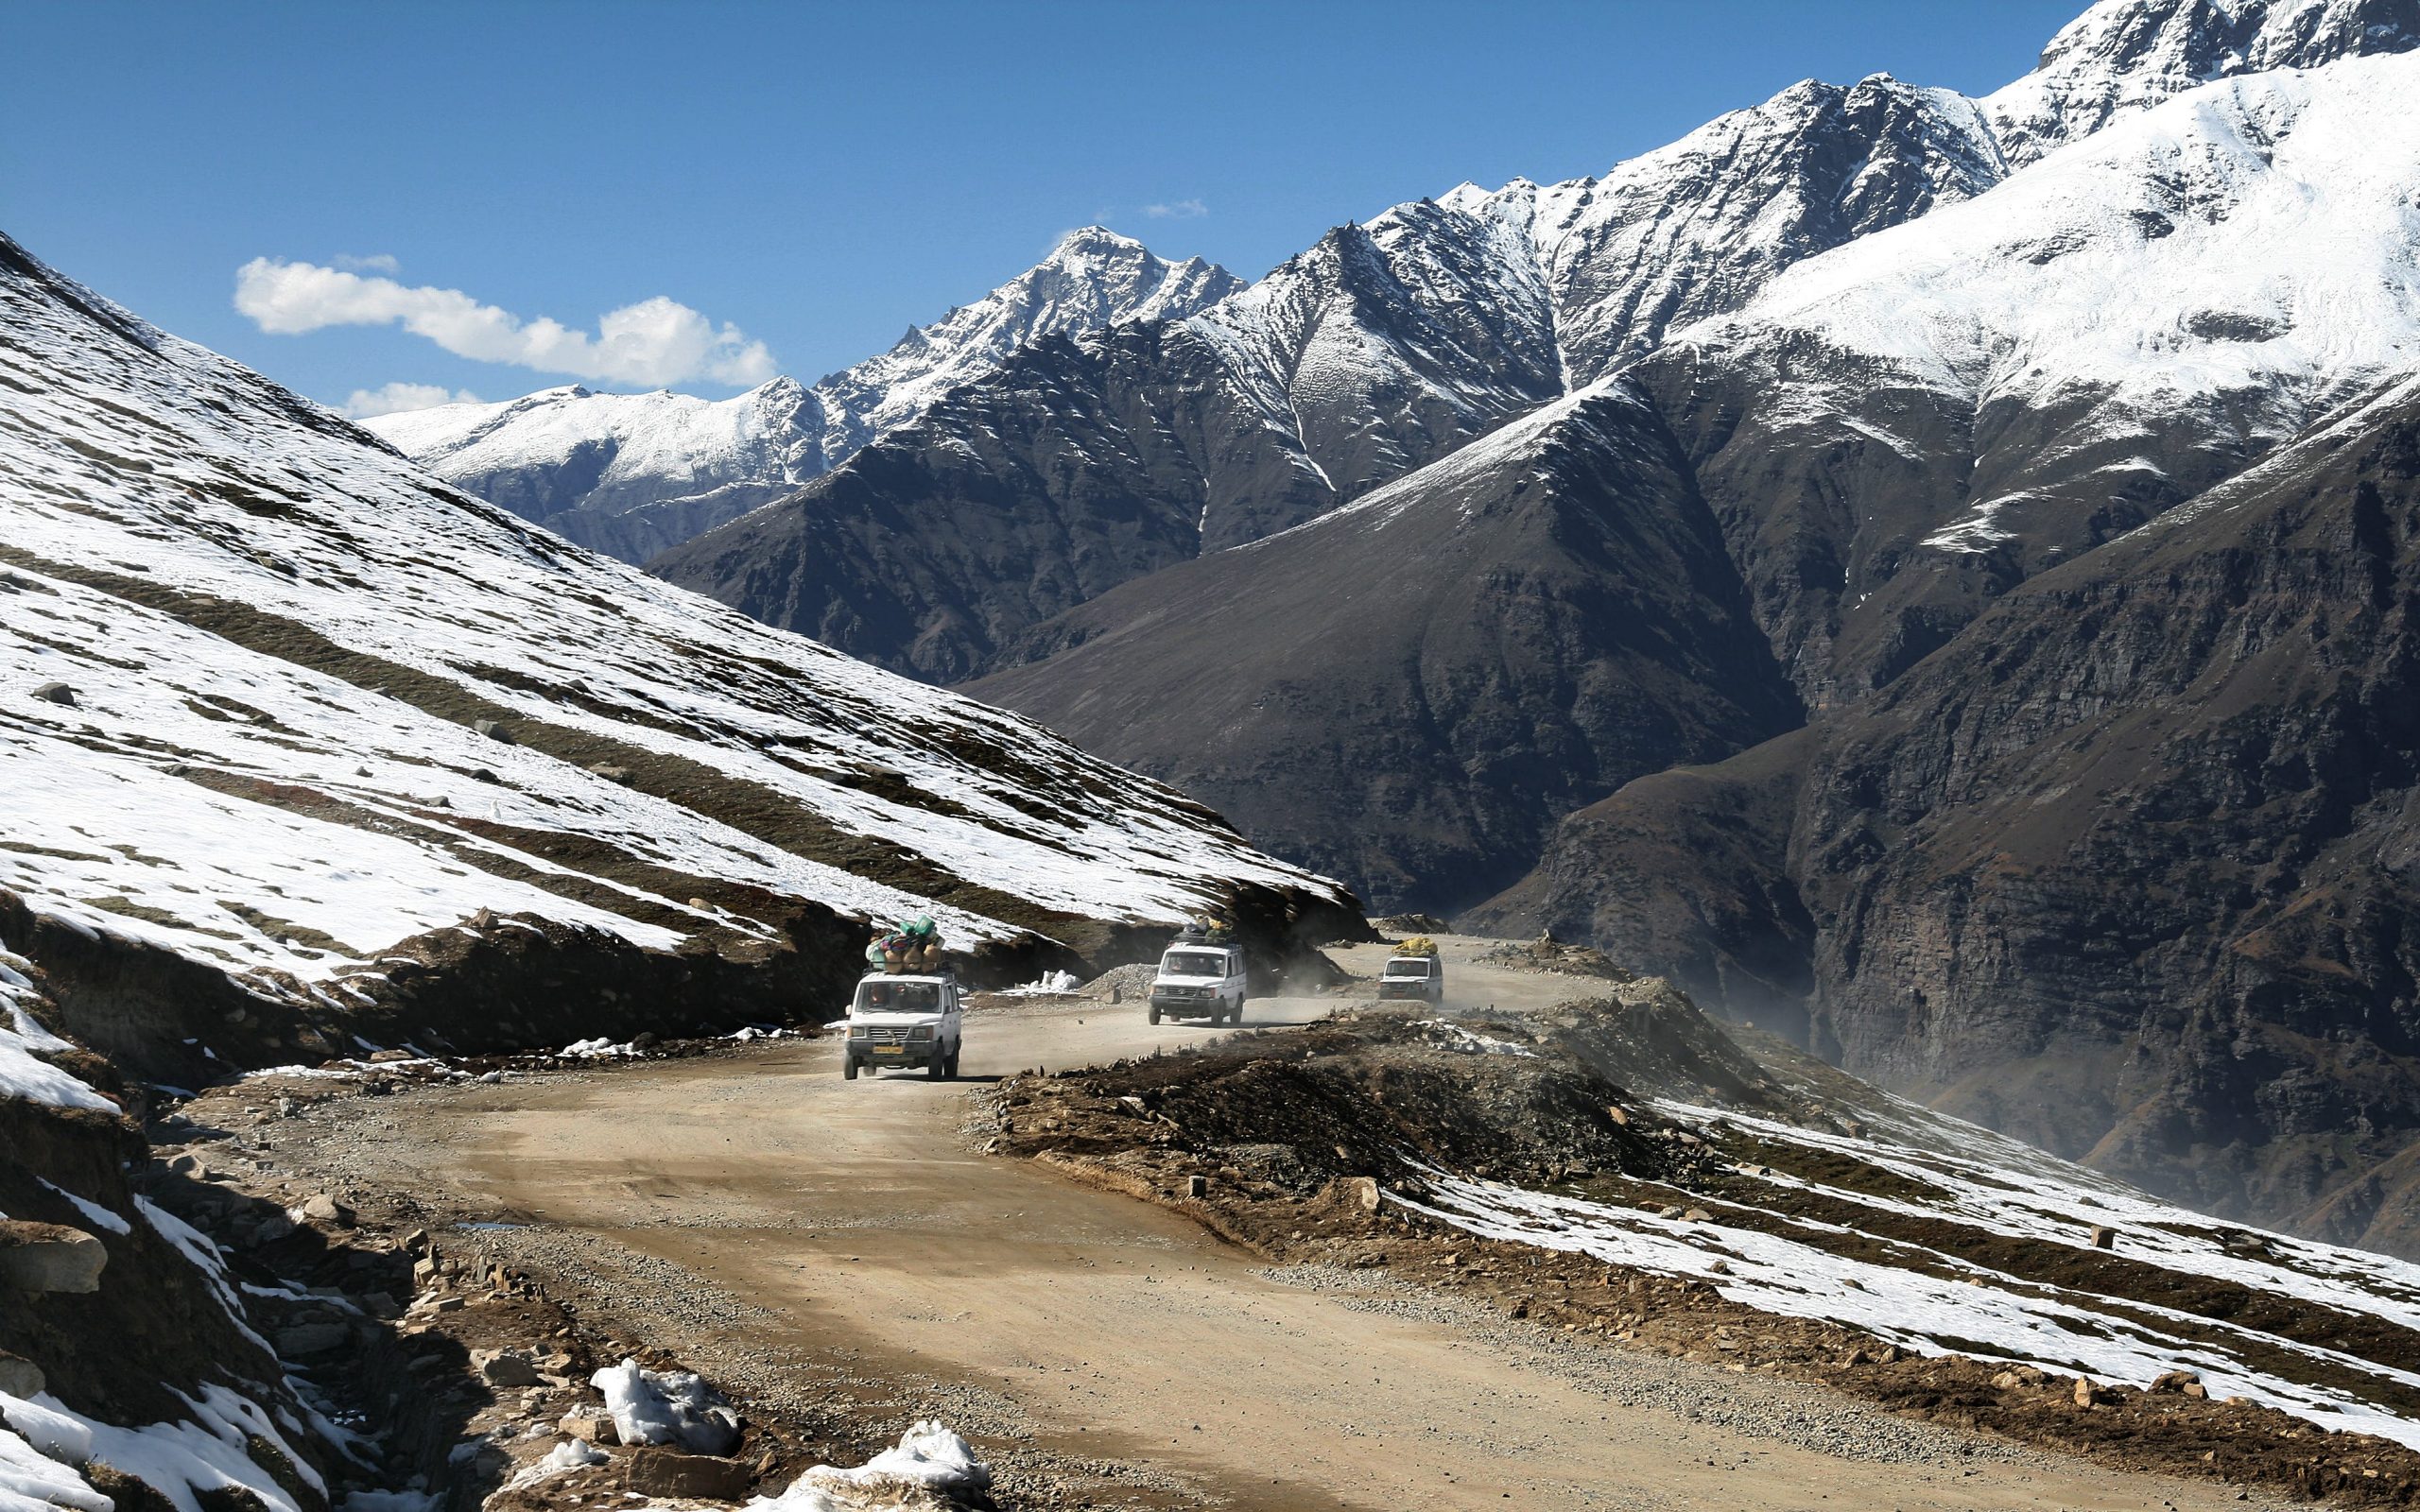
[{"xmin": 1480, "ymin": 377, "xmax": 2420, "ymax": 1256}]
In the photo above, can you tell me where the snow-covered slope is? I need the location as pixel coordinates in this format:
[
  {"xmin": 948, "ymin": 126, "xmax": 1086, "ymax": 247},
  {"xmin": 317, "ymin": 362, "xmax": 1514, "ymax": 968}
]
[
  {"xmin": 366, "ymin": 228, "xmax": 1239, "ymax": 561},
  {"xmin": 1416, "ymin": 1088, "xmax": 2420, "ymax": 1449},
  {"xmin": 1638, "ymin": 46, "xmax": 2420, "ymax": 701},
  {"xmin": 0, "ymin": 231, "xmax": 1349, "ymax": 1074},
  {"xmin": 1706, "ymin": 50, "xmax": 2420, "ymax": 443},
  {"xmin": 1983, "ymin": 0, "xmax": 2420, "ymax": 167},
  {"xmin": 1170, "ymin": 73, "xmax": 2007, "ymax": 504}
]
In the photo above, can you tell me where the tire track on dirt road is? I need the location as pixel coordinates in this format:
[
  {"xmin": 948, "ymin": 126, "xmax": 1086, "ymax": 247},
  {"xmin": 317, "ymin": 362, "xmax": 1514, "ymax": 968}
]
[{"xmin": 301, "ymin": 939, "xmax": 2291, "ymax": 1510}]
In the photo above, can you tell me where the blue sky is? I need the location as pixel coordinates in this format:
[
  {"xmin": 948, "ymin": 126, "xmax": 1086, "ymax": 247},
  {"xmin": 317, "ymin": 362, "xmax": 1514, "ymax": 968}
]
[{"xmin": 4, "ymin": 0, "xmax": 2080, "ymax": 415}]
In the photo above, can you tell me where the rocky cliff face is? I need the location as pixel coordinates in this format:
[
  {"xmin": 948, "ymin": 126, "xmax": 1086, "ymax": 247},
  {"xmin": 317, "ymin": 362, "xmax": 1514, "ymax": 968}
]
[
  {"xmin": 366, "ymin": 228, "xmax": 1240, "ymax": 562},
  {"xmin": 1489, "ymin": 374, "xmax": 2420, "ymax": 1255},
  {"xmin": 966, "ymin": 383, "xmax": 1805, "ymax": 914},
  {"xmin": 1643, "ymin": 48, "xmax": 2420, "ymax": 706}
]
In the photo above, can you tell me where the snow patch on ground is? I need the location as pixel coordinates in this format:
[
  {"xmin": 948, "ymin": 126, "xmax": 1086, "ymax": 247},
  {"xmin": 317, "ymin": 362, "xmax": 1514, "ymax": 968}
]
[
  {"xmin": 1396, "ymin": 1094, "xmax": 2420, "ymax": 1452},
  {"xmin": 1001, "ymin": 971, "xmax": 1081, "ymax": 996},
  {"xmin": 0, "ymin": 1383, "xmax": 321, "ymax": 1512},
  {"xmin": 750, "ymin": 1420, "xmax": 991, "ymax": 1511},
  {"xmin": 589, "ymin": 1359, "xmax": 739, "ymax": 1455},
  {"xmin": 1413, "ymin": 1020, "xmax": 1536, "ymax": 1057},
  {"xmin": 0, "ymin": 942, "xmax": 110, "ymax": 1112}
]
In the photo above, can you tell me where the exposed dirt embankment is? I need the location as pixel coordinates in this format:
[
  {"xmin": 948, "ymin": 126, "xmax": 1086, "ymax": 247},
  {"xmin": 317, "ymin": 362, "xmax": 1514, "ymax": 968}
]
[
  {"xmin": 992, "ymin": 984, "xmax": 2420, "ymax": 1507},
  {"xmin": 4, "ymin": 874, "xmax": 1361, "ymax": 1091},
  {"xmin": 1, "ymin": 1091, "xmax": 346, "ymax": 1511},
  {"xmin": 145, "ymin": 1063, "xmax": 886, "ymax": 1512}
]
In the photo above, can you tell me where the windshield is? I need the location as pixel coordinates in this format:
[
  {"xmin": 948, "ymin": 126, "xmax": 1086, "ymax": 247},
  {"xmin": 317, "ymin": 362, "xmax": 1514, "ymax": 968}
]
[
  {"xmin": 1162, "ymin": 951, "xmax": 1228, "ymax": 978},
  {"xmin": 1383, "ymin": 960, "xmax": 1432, "ymax": 977},
  {"xmin": 857, "ymin": 981, "xmax": 942, "ymax": 1014}
]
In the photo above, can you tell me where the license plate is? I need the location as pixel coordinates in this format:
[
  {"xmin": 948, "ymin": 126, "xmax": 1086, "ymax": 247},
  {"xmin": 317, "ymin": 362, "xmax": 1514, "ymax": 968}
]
[{"xmin": 873, "ymin": 1045, "xmax": 906, "ymax": 1056}]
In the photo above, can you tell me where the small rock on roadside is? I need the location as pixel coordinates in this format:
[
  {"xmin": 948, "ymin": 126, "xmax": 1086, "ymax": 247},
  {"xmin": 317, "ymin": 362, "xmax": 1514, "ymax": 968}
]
[
  {"xmin": 624, "ymin": 1447, "xmax": 751, "ymax": 1501},
  {"xmin": 298, "ymin": 1194, "xmax": 355, "ymax": 1228}
]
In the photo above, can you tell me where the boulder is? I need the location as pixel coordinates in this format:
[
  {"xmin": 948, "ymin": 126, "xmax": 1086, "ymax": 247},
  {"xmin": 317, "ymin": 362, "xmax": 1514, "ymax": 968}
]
[
  {"xmin": 0, "ymin": 1351, "xmax": 44, "ymax": 1398},
  {"xmin": 2090, "ymin": 1226, "xmax": 2117, "ymax": 1250},
  {"xmin": 474, "ymin": 719, "xmax": 516, "ymax": 744},
  {"xmin": 561, "ymin": 1413, "xmax": 618, "ymax": 1446},
  {"xmin": 277, "ymin": 1322, "xmax": 350, "ymax": 1356},
  {"xmin": 241, "ymin": 1207, "xmax": 300, "ymax": 1245},
  {"xmin": 298, "ymin": 1194, "xmax": 355, "ymax": 1227},
  {"xmin": 30, "ymin": 682, "xmax": 77, "ymax": 707},
  {"xmin": 475, "ymin": 1349, "xmax": 542, "ymax": 1388},
  {"xmin": 0, "ymin": 1221, "xmax": 106, "ymax": 1294},
  {"xmin": 624, "ymin": 1448, "xmax": 751, "ymax": 1501},
  {"xmin": 2151, "ymin": 1369, "xmax": 2202, "ymax": 1393},
  {"xmin": 2072, "ymin": 1376, "xmax": 2119, "ymax": 1407},
  {"xmin": 588, "ymin": 764, "xmax": 633, "ymax": 784}
]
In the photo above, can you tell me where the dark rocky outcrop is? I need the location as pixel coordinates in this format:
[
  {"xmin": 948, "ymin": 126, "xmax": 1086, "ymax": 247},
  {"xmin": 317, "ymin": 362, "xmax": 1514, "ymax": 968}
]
[
  {"xmin": 1469, "ymin": 730, "xmax": 1819, "ymax": 1041},
  {"xmin": 1491, "ymin": 378, "xmax": 2420, "ymax": 1254},
  {"xmin": 969, "ymin": 384, "xmax": 1805, "ymax": 915}
]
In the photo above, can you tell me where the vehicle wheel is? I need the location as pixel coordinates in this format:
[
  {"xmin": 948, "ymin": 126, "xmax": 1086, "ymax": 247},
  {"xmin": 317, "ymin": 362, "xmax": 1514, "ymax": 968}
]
[
  {"xmin": 842, "ymin": 1056, "xmax": 858, "ymax": 1081},
  {"xmin": 1226, "ymin": 996, "xmax": 1241, "ymax": 1024},
  {"xmin": 945, "ymin": 1046, "xmax": 960, "ymax": 1078},
  {"xmin": 927, "ymin": 1048, "xmax": 946, "ymax": 1079},
  {"xmin": 1148, "ymin": 1005, "xmax": 1162, "ymax": 1025}
]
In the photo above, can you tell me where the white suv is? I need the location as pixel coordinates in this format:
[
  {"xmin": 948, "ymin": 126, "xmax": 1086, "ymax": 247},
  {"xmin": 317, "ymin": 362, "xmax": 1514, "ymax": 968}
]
[
  {"xmin": 839, "ymin": 973, "xmax": 962, "ymax": 1079},
  {"xmin": 1149, "ymin": 943, "xmax": 1247, "ymax": 1025}
]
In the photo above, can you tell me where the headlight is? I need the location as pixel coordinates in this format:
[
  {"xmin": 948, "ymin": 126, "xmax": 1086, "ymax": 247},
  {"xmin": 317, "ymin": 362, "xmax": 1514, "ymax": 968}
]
[
  {"xmin": 848, "ymin": 1023, "xmax": 869, "ymax": 1039},
  {"xmin": 909, "ymin": 1024, "xmax": 935, "ymax": 1040}
]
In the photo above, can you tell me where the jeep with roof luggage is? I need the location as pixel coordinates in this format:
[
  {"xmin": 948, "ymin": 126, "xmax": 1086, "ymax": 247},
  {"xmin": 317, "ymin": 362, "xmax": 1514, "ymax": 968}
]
[{"xmin": 838, "ymin": 971, "xmax": 962, "ymax": 1079}]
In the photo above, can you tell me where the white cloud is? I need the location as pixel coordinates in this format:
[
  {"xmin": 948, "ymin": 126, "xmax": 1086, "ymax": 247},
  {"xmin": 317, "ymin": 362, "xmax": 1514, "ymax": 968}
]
[
  {"xmin": 1144, "ymin": 198, "xmax": 1208, "ymax": 219},
  {"xmin": 233, "ymin": 258, "xmax": 777, "ymax": 388},
  {"xmin": 341, "ymin": 381, "xmax": 481, "ymax": 419},
  {"xmin": 333, "ymin": 252, "xmax": 401, "ymax": 273}
]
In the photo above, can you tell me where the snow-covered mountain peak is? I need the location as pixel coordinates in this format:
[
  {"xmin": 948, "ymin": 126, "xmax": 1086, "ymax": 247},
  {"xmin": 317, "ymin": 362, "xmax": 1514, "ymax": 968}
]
[
  {"xmin": 1687, "ymin": 50, "xmax": 2420, "ymax": 413},
  {"xmin": 366, "ymin": 231, "xmax": 1241, "ymax": 561},
  {"xmin": 1985, "ymin": 0, "xmax": 2420, "ymax": 165}
]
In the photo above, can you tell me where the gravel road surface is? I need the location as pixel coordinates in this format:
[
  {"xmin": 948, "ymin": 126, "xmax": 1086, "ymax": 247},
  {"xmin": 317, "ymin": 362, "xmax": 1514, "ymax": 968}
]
[{"xmin": 277, "ymin": 937, "xmax": 2289, "ymax": 1510}]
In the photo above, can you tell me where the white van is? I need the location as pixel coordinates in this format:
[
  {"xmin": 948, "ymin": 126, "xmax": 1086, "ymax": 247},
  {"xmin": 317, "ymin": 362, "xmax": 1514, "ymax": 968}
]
[
  {"xmin": 839, "ymin": 972, "xmax": 962, "ymax": 1079},
  {"xmin": 1149, "ymin": 942, "xmax": 1246, "ymax": 1025}
]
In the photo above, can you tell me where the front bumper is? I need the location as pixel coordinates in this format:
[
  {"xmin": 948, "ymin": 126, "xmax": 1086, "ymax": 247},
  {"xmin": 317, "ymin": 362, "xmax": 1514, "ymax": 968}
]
[{"xmin": 850, "ymin": 1037, "xmax": 940, "ymax": 1061}]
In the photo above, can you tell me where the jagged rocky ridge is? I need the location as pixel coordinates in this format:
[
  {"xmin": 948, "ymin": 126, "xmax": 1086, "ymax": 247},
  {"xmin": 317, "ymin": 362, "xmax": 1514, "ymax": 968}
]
[
  {"xmin": 651, "ymin": 73, "xmax": 2011, "ymax": 679},
  {"xmin": 367, "ymin": 228, "xmax": 1240, "ymax": 562},
  {"xmin": 649, "ymin": 0, "xmax": 2416, "ymax": 687},
  {"xmin": 1482, "ymin": 371, "xmax": 2420, "ymax": 1256},
  {"xmin": 0, "ymin": 229, "xmax": 1356, "ymax": 1093}
]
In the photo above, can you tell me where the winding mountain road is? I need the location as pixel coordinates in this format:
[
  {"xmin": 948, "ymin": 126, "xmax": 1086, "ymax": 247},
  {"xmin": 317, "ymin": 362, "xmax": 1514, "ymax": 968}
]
[{"xmin": 320, "ymin": 940, "xmax": 2279, "ymax": 1511}]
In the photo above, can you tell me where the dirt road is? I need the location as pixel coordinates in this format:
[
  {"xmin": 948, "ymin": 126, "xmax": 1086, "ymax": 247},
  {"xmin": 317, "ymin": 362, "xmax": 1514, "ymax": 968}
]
[{"xmin": 319, "ymin": 939, "xmax": 2281, "ymax": 1510}]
